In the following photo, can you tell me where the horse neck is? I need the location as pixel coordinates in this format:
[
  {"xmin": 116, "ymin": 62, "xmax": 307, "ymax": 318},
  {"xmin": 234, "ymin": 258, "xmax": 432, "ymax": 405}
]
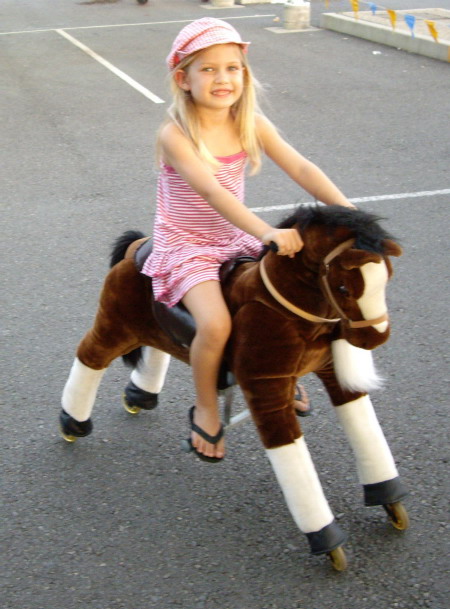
[{"xmin": 263, "ymin": 250, "xmax": 321, "ymax": 300}]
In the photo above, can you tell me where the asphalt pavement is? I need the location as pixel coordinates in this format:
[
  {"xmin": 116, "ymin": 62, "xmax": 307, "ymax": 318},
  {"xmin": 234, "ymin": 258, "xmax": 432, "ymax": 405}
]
[{"xmin": 1, "ymin": 1, "xmax": 449, "ymax": 608}]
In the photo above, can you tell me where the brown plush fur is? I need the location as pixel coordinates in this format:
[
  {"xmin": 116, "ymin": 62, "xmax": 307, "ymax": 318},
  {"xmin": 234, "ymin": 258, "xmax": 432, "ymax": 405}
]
[{"xmin": 74, "ymin": 207, "xmax": 401, "ymax": 449}]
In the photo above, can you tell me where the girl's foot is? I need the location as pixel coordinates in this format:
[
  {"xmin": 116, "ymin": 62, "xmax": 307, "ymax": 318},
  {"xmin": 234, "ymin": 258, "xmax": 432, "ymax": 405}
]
[
  {"xmin": 294, "ymin": 384, "xmax": 312, "ymax": 417},
  {"xmin": 190, "ymin": 406, "xmax": 225, "ymax": 461}
]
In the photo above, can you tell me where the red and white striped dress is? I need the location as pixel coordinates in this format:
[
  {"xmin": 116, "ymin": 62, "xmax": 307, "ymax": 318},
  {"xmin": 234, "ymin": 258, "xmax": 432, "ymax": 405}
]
[{"xmin": 141, "ymin": 150, "xmax": 262, "ymax": 307}]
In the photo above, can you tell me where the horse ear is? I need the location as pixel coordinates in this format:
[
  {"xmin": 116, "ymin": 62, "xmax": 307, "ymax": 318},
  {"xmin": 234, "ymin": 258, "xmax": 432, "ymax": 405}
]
[
  {"xmin": 383, "ymin": 239, "xmax": 402, "ymax": 257},
  {"xmin": 339, "ymin": 249, "xmax": 382, "ymax": 270}
]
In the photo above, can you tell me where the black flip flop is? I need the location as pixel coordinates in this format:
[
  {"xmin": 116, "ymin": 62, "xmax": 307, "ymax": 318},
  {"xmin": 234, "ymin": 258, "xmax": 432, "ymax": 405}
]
[
  {"xmin": 184, "ymin": 406, "xmax": 225, "ymax": 463},
  {"xmin": 294, "ymin": 385, "xmax": 313, "ymax": 418}
]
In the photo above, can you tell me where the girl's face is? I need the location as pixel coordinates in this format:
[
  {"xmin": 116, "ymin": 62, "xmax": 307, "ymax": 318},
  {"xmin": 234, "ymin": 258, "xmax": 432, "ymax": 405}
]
[{"xmin": 175, "ymin": 43, "xmax": 245, "ymax": 111}]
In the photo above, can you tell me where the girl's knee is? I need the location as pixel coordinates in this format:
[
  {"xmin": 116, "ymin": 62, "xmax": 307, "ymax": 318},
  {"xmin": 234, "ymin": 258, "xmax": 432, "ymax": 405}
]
[{"xmin": 197, "ymin": 315, "xmax": 232, "ymax": 345}]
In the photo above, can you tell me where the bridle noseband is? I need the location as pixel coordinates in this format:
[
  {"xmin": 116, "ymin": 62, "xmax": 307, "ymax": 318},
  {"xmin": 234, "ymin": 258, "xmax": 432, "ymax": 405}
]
[{"xmin": 259, "ymin": 238, "xmax": 389, "ymax": 329}]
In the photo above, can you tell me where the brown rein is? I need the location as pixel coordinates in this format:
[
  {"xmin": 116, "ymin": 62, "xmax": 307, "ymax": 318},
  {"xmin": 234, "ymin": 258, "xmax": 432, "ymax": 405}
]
[{"xmin": 259, "ymin": 238, "xmax": 389, "ymax": 329}]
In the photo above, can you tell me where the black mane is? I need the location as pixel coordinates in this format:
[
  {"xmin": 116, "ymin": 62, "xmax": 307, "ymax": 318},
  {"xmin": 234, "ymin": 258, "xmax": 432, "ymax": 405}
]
[{"xmin": 276, "ymin": 204, "xmax": 396, "ymax": 254}]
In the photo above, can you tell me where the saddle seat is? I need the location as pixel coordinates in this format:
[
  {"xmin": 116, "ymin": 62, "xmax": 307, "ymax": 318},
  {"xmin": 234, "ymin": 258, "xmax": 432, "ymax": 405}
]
[{"xmin": 134, "ymin": 238, "xmax": 257, "ymax": 391}]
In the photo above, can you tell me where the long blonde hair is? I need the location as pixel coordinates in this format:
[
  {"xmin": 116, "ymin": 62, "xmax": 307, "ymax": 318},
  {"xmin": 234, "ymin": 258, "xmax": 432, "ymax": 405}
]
[{"xmin": 158, "ymin": 46, "xmax": 263, "ymax": 175}]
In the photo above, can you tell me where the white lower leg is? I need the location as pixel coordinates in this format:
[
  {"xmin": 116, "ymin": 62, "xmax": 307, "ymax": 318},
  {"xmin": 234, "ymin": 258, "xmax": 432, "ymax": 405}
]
[
  {"xmin": 130, "ymin": 347, "xmax": 171, "ymax": 394},
  {"xmin": 62, "ymin": 358, "xmax": 106, "ymax": 422},
  {"xmin": 335, "ymin": 395, "xmax": 398, "ymax": 485},
  {"xmin": 266, "ymin": 437, "xmax": 334, "ymax": 533}
]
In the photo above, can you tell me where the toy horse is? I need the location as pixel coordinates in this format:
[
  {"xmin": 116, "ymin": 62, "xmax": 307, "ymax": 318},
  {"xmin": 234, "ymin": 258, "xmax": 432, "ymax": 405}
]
[{"xmin": 60, "ymin": 205, "xmax": 409, "ymax": 570}]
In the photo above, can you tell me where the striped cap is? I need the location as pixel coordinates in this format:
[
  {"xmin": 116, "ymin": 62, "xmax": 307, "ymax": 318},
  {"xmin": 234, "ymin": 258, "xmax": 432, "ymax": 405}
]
[{"xmin": 166, "ymin": 18, "xmax": 250, "ymax": 71}]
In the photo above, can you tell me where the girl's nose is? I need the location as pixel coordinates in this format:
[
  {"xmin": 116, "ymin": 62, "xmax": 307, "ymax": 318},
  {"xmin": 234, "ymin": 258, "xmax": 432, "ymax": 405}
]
[{"xmin": 215, "ymin": 69, "xmax": 229, "ymax": 83}]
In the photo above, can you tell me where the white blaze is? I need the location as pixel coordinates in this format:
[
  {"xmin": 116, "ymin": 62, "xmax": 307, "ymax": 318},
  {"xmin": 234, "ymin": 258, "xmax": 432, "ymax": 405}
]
[{"xmin": 357, "ymin": 260, "xmax": 389, "ymax": 332}]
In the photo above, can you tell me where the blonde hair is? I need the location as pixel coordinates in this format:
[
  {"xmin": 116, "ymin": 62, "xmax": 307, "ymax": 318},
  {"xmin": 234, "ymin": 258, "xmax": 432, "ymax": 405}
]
[{"xmin": 158, "ymin": 46, "xmax": 263, "ymax": 175}]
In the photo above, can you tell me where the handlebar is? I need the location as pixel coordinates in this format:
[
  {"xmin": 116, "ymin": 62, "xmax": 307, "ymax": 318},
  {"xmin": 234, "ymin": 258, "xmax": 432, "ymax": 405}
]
[{"xmin": 269, "ymin": 241, "xmax": 279, "ymax": 253}]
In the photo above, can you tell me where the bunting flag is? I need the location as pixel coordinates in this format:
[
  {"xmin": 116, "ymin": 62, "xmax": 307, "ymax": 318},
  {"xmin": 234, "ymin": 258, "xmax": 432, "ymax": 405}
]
[
  {"xmin": 387, "ymin": 9, "xmax": 397, "ymax": 30},
  {"xmin": 343, "ymin": 3, "xmax": 441, "ymax": 45},
  {"xmin": 404, "ymin": 14, "xmax": 416, "ymax": 38},
  {"xmin": 425, "ymin": 20, "xmax": 439, "ymax": 42},
  {"xmin": 350, "ymin": 0, "xmax": 359, "ymax": 18}
]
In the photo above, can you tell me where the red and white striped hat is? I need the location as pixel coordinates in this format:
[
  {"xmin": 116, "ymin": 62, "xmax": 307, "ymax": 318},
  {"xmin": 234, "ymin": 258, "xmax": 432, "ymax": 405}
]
[{"xmin": 166, "ymin": 18, "xmax": 250, "ymax": 71}]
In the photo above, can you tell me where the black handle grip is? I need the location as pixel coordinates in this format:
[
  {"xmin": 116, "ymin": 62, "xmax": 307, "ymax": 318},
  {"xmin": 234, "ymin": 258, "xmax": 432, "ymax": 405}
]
[{"xmin": 269, "ymin": 241, "xmax": 279, "ymax": 253}]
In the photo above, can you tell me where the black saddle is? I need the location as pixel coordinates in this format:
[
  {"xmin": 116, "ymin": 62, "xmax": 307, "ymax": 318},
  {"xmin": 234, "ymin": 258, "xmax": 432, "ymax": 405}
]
[{"xmin": 134, "ymin": 238, "xmax": 257, "ymax": 390}]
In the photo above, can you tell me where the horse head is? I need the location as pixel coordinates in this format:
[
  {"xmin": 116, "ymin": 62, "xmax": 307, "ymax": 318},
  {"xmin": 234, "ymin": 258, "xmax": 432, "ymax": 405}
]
[
  {"xmin": 318, "ymin": 235, "xmax": 402, "ymax": 349},
  {"xmin": 265, "ymin": 205, "xmax": 402, "ymax": 350}
]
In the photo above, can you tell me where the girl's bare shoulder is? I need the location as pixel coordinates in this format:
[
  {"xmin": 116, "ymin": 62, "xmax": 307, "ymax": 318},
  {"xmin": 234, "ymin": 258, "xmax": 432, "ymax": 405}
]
[{"xmin": 159, "ymin": 121, "xmax": 187, "ymax": 147}]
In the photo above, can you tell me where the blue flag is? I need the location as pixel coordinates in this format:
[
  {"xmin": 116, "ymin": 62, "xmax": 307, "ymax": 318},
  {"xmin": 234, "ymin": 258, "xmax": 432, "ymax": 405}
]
[{"xmin": 404, "ymin": 14, "xmax": 416, "ymax": 37}]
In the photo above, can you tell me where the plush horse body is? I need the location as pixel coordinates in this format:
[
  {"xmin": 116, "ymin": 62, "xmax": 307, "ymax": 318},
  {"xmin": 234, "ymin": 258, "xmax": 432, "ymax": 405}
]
[{"xmin": 60, "ymin": 205, "xmax": 408, "ymax": 570}]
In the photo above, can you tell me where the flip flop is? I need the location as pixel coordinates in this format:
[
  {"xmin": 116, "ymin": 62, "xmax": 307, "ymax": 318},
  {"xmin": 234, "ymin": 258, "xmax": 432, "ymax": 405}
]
[
  {"xmin": 294, "ymin": 384, "xmax": 313, "ymax": 418},
  {"xmin": 184, "ymin": 406, "xmax": 225, "ymax": 463}
]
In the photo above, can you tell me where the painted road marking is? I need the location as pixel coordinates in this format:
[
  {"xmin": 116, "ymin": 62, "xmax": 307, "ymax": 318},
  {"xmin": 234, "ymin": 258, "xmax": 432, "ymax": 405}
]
[
  {"xmin": 249, "ymin": 189, "xmax": 450, "ymax": 213},
  {"xmin": 55, "ymin": 29, "xmax": 165, "ymax": 103},
  {"xmin": 0, "ymin": 15, "xmax": 275, "ymax": 36}
]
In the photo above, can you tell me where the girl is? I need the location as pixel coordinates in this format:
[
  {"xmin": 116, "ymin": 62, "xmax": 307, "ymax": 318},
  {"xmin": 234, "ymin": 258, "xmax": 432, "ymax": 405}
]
[{"xmin": 142, "ymin": 18, "xmax": 354, "ymax": 462}]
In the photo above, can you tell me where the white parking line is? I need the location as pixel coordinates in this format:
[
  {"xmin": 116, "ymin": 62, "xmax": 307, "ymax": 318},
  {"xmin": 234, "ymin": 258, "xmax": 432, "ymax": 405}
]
[
  {"xmin": 0, "ymin": 15, "xmax": 275, "ymax": 36},
  {"xmin": 56, "ymin": 28, "xmax": 165, "ymax": 103},
  {"xmin": 248, "ymin": 189, "xmax": 450, "ymax": 213}
]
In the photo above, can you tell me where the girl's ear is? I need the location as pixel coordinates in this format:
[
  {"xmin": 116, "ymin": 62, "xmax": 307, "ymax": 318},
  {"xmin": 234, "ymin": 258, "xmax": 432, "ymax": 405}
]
[{"xmin": 174, "ymin": 69, "xmax": 190, "ymax": 91}]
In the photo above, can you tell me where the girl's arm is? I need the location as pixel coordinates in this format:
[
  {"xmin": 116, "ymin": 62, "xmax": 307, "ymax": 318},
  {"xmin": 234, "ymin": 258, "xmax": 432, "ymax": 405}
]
[
  {"xmin": 256, "ymin": 115, "xmax": 355, "ymax": 208},
  {"xmin": 159, "ymin": 122, "xmax": 302, "ymax": 256}
]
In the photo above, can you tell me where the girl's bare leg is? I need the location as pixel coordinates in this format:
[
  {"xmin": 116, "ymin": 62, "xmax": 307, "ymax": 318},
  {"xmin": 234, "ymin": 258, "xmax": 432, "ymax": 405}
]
[{"xmin": 182, "ymin": 281, "xmax": 231, "ymax": 459}]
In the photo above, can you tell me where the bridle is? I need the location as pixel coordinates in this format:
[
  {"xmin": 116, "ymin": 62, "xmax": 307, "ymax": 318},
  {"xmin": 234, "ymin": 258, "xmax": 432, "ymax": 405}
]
[{"xmin": 259, "ymin": 238, "xmax": 389, "ymax": 329}]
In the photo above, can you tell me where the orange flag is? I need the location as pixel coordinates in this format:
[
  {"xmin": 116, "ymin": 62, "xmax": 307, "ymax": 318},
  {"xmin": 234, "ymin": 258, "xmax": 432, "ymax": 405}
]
[
  {"xmin": 425, "ymin": 20, "xmax": 439, "ymax": 42},
  {"xmin": 387, "ymin": 9, "xmax": 397, "ymax": 30}
]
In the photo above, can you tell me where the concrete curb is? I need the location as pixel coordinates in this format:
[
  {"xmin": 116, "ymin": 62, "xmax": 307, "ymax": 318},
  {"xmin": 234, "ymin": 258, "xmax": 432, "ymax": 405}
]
[{"xmin": 320, "ymin": 11, "xmax": 450, "ymax": 63}]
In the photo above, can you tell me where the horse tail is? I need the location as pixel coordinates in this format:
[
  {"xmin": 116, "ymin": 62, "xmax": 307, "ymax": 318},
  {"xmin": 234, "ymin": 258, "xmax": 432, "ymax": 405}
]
[{"xmin": 110, "ymin": 230, "xmax": 146, "ymax": 268}]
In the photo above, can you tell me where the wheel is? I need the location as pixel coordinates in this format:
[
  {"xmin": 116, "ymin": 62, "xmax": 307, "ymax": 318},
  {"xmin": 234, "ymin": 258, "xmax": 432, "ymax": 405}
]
[
  {"xmin": 327, "ymin": 546, "xmax": 347, "ymax": 572},
  {"xmin": 383, "ymin": 501, "xmax": 410, "ymax": 530},
  {"xmin": 60, "ymin": 429, "xmax": 77, "ymax": 443},
  {"xmin": 328, "ymin": 546, "xmax": 347, "ymax": 571},
  {"xmin": 122, "ymin": 394, "xmax": 141, "ymax": 415}
]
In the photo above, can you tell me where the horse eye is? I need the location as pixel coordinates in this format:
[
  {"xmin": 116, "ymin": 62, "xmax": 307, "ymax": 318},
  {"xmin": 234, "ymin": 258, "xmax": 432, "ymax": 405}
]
[{"xmin": 338, "ymin": 285, "xmax": 349, "ymax": 296}]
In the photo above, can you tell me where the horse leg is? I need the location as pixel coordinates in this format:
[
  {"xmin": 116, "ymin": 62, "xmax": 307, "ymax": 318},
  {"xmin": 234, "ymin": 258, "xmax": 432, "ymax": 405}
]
[
  {"xmin": 123, "ymin": 346, "xmax": 171, "ymax": 413},
  {"xmin": 239, "ymin": 375, "xmax": 346, "ymax": 563},
  {"xmin": 60, "ymin": 319, "xmax": 139, "ymax": 441},
  {"xmin": 266, "ymin": 435, "xmax": 347, "ymax": 561},
  {"xmin": 60, "ymin": 357, "xmax": 106, "ymax": 441},
  {"xmin": 316, "ymin": 365, "xmax": 408, "ymax": 516}
]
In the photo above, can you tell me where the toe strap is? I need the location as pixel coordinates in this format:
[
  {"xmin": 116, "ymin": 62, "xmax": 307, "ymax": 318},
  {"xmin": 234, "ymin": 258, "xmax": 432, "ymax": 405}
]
[{"xmin": 189, "ymin": 406, "xmax": 224, "ymax": 445}]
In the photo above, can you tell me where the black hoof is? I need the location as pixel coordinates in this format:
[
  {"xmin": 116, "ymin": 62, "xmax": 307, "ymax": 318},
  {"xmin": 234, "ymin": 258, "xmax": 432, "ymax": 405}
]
[
  {"xmin": 306, "ymin": 520, "xmax": 347, "ymax": 555},
  {"xmin": 123, "ymin": 380, "xmax": 159, "ymax": 410},
  {"xmin": 59, "ymin": 409, "xmax": 93, "ymax": 438},
  {"xmin": 363, "ymin": 477, "xmax": 408, "ymax": 506}
]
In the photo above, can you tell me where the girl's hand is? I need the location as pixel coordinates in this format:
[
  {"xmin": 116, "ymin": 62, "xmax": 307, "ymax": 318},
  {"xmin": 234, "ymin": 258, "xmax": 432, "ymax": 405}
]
[
  {"xmin": 335, "ymin": 200, "xmax": 357, "ymax": 209},
  {"xmin": 262, "ymin": 228, "xmax": 303, "ymax": 258}
]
